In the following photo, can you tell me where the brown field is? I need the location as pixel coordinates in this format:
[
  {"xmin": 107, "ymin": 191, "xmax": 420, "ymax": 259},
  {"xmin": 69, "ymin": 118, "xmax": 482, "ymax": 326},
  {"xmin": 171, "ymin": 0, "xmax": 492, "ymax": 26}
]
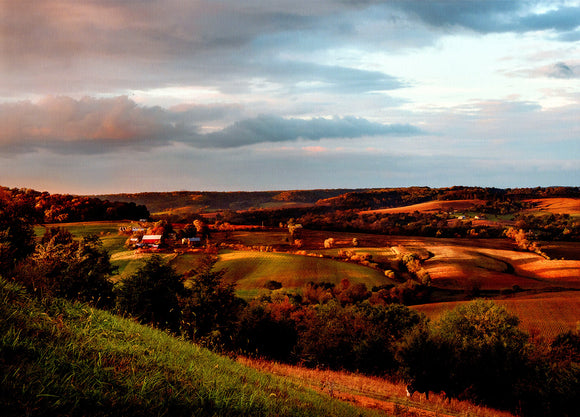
[
  {"xmin": 239, "ymin": 357, "xmax": 516, "ymax": 417},
  {"xmin": 374, "ymin": 236, "xmax": 580, "ymax": 291},
  {"xmin": 227, "ymin": 230, "xmax": 580, "ymax": 292},
  {"xmin": 524, "ymin": 198, "xmax": 580, "ymax": 215},
  {"xmin": 360, "ymin": 199, "xmax": 486, "ymax": 215},
  {"xmin": 413, "ymin": 291, "xmax": 580, "ymax": 340}
]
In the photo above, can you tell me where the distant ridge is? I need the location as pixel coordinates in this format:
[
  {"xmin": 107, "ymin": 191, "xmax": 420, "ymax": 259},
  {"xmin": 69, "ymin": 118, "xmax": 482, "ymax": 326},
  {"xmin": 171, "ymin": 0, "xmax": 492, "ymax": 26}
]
[
  {"xmin": 93, "ymin": 186, "xmax": 580, "ymax": 214},
  {"xmin": 93, "ymin": 189, "xmax": 361, "ymax": 213}
]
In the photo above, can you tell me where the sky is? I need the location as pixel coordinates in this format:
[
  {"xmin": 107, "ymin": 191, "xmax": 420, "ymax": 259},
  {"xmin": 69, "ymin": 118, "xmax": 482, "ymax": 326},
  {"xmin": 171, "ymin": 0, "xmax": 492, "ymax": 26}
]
[{"xmin": 0, "ymin": 0, "xmax": 579, "ymax": 194}]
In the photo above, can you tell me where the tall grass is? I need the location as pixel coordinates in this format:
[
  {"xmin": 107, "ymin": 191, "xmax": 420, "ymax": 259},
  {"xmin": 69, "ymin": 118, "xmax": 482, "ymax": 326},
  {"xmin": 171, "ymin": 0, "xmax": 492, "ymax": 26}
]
[
  {"xmin": 0, "ymin": 278, "xmax": 385, "ymax": 417},
  {"xmin": 240, "ymin": 357, "xmax": 518, "ymax": 417}
]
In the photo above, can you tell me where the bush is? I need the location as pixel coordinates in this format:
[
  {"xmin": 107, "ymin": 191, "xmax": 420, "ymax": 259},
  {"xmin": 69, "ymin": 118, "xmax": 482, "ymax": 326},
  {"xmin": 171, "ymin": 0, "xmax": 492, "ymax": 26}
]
[
  {"xmin": 235, "ymin": 301, "xmax": 298, "ymax": 360},
  {"xmin": 264, "ymin": 280, "xmax": 283, "ymax": 290}
]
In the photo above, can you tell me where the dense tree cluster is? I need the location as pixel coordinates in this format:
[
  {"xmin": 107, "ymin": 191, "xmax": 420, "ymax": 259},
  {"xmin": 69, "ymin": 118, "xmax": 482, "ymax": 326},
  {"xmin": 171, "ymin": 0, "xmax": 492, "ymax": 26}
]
[
  {"xmin": 15, "ymin": 228, "xmax": 116, "ymax": 308},
  {"xmin": 1, "ymin": 186, "xmax": 149, "ymax": 223},
  {"xmin": 317, "ymin": 187, "xmax": 436, "ymax": 210},
  {"xmin": 469, "ymin": 199, "xmax": 535, "ymax": 215},
  {"xmin": 513, "ymin": 213, "xmax": 580, "ymax": 241},
  {"xmin": 299, "ymin": 210, "xmax": 504, "ymax": 238},
  {"xmin": 0, "ymin": 195, "xmax": 36, "ymax": 273},
  {"xmin": 98, "ymin": 186, "xmax": 580, "ymax": 217}
]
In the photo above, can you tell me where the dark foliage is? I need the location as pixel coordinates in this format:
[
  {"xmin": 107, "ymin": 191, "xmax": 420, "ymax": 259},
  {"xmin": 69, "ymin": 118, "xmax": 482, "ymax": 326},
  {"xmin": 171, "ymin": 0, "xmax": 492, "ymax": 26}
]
[
  {"xmin": 1, "ymin": 186, "xmax": 149, "ymax": 223},
  {"xmin": 115, "ymin": 255, "xmax": 184, "ymax": 333},
  {"xmin": 292, "ymin": 301, "xmax": 423, "ymax": 374},
  {"xmin": 179, "ymin": 256, "xmax": 243, "ymax": 348},
  {"xmin": 0, "ymin": 196, "xmax": 36, "ymax": 274},
  {"xmin": 235, "ymin": 300, "xmax": 298, "ymax": 360},
  {"xmin": 14, "ymin": 228, "xmax": 116, "ymax": 308}
]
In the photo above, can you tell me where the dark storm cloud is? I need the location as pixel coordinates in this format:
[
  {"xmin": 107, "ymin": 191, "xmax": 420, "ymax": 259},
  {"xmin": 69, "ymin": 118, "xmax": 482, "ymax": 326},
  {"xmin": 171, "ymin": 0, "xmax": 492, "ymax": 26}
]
[
  {"xmin": 196, "ymin": 114, "xmax": 422, "ymax": 148},
  {"xmin": 518, "ymin": 6, "xmax": 580, "ymax": 32},
  {"xmin": 391, "ymin": 0, "xmax": 522, "ymax": 32},
  {"xmin": 0, "ymin": 96, "xmax": 185, "ymax": 155},
  {"xmin": 0, "ymin": 96, "xmax": 421, "ymax": 154}
]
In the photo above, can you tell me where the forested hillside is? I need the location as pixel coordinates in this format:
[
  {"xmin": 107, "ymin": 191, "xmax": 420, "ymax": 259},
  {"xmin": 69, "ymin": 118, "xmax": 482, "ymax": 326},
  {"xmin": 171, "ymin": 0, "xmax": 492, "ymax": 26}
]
[
  {"xmin": 0, "ymin": 186, "xmax": 149, "ymax": 223},
  {"xmin": 96, "ymin": 186, "xmax": 580, "ymax": 213}
]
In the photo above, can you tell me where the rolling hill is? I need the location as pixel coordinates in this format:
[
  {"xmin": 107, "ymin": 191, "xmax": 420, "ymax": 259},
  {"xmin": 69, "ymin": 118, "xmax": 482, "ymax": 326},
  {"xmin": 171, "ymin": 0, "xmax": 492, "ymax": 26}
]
[
  {"xmin": 0, "ymin": 278, "xmax": 384, "ymax": 417},
  {"xmin": 216, "ymin": 250, "xmax": 393, "ymax": 291}
]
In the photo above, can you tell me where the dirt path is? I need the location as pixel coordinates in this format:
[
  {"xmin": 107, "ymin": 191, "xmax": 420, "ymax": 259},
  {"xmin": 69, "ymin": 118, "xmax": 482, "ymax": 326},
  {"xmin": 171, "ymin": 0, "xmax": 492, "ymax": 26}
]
[
  {"xmin": 323, "ymin": 389, "xmax": 456, "ymax": 417},
  {"xmin": 238, "ymin": 357, "xmax": 514, "ymax": 417}
]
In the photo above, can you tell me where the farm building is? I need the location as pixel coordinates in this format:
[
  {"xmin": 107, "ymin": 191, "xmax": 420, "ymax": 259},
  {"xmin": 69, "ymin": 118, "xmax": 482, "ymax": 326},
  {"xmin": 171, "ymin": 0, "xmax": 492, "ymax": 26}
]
[
  {"xmin": 182, "ymin": 237, "xmax": 202, "ymax": 246},
  {"xmin": 139, "ymin": 234, "xmax": 163, "ymax": 248}
]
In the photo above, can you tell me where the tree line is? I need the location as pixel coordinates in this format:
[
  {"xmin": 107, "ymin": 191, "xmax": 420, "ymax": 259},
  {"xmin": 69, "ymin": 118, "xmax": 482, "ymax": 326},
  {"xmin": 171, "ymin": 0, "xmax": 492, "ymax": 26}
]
[{"xmin": 1, "ymin": 186, "xmax": 149, "ymax": 223}]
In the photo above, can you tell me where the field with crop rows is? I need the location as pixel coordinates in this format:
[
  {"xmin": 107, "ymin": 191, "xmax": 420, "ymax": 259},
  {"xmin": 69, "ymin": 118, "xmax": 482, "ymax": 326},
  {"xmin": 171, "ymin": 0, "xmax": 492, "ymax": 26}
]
[
  {"xmin": 216, "ymin": 250, "xmax": 393, "ymax": 291},
  {"xmin": 413, "ymin": 291, "xmax": 580, "ymax": 340}
]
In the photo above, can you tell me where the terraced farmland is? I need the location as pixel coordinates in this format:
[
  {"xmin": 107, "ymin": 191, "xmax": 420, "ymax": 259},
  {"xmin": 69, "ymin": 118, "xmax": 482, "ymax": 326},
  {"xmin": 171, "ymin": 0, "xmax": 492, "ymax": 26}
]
[{"xmin": 387, "ymin": 237, "xmax": 580, "ymax": 291}]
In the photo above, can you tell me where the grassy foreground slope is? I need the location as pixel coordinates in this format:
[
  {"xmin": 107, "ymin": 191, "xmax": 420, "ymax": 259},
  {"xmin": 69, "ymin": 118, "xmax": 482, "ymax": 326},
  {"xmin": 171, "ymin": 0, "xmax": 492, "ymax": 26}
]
[{"xmin": 0, "ymin": 279, "xmax": 384, "ymax": 417}]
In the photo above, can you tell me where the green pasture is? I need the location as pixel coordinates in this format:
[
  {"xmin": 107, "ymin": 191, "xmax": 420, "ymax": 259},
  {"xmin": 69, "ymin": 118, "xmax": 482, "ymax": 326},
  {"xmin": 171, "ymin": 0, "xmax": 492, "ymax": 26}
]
[
  {"xmin": 36, "ymin": 221, "xmax": 131, "ymax": 254},
  {"xmin": 109, "ymin": 251, "xmax": 178, "ymax": 279},
  {"xmin": 33, "ymin": 223, "xmax": 396, "ymax": 295},
  {"xmin": 216, "ymin": 250, "xmax": 393, "ymax": 291}
]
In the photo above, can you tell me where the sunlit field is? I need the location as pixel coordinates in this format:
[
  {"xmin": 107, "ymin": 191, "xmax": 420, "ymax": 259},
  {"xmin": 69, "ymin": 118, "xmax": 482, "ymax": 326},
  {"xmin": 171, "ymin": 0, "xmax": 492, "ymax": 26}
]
[
  {"xmin": 413, "ymin": 291, "xmax": 580, "ymax": 340},
  {"xmin": 216, "ymin": 250, "xmax": 392, "ymax": 290}
]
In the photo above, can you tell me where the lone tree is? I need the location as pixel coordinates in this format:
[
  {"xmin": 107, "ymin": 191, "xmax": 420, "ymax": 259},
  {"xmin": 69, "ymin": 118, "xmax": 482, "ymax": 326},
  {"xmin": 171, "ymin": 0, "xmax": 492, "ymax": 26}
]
[
  {"xmin": 434, "ymin": 300, "xmax": 530, "ymax": 407},
  {"xmin": 115, "ymin": 255, "xmax": 184, "ymax": 333},
  {"xmin": 399, "ymin": 300, "xmax": 530, "ymax": 407},
  {"xmin": 287, "ymin": 218, "xmax": 302, "ymax": 243}
]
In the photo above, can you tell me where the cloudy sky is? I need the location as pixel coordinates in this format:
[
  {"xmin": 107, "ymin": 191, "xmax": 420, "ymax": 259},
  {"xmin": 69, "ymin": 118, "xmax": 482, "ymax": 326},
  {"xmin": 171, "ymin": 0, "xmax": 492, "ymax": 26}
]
[{"xmin": 1, "ymin": 0, "xmax": 579, "ymax": 194}]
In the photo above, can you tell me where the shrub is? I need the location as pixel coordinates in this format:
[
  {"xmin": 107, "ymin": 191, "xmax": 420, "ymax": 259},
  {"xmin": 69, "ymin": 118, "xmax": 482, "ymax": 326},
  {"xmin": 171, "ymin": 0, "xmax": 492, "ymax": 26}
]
[
  {"xmin": 235, "ymin": 300, "xmax": 298, "ymax": 360},
  {"xmin": 264, "ymin": 280, "xmax": 283, "ymax": 290}
]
